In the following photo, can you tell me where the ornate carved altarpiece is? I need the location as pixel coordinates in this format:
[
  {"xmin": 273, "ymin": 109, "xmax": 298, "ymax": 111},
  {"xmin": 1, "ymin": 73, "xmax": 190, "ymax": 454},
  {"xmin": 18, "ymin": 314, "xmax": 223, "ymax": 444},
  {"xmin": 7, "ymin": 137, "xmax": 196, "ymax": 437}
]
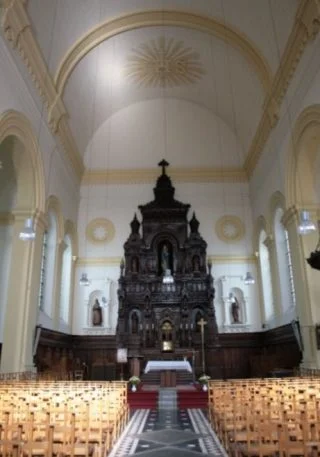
[{"xmin": 116, "ymin": 161, "xmax": 219, "ymax": 366}]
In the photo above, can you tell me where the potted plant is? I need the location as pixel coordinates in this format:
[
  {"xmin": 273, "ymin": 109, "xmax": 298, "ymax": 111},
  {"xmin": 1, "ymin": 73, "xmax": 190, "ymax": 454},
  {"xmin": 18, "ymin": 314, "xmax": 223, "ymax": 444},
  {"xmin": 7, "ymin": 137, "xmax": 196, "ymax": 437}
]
[
  {"xmin": 198, "ymin": 374, "xmax": 210, "ymax": 391},
  {"xmin": 129, "ymin": 375, "xmax": 141, "ymax": 392}
]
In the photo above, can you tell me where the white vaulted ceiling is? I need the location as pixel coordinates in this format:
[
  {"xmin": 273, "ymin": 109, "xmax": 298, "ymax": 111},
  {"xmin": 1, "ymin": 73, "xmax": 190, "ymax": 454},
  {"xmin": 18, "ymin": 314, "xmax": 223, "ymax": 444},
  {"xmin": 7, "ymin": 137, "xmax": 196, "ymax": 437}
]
[{"xmin": 25, "ymin": 0, "xmax": 300, "ymax": 171}]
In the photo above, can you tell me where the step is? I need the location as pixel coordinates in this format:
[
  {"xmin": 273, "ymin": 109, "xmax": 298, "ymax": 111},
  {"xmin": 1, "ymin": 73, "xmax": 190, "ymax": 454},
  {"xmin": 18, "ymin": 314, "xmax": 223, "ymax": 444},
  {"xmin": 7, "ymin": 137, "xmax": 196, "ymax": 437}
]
[{"xmin": 158, "ymin": 388, "xmax": 177, "ymax": 410}]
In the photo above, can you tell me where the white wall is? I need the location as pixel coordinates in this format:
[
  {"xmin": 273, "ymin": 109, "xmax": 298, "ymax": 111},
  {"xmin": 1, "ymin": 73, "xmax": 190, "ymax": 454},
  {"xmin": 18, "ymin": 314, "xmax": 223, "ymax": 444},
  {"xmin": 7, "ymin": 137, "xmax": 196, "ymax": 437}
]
[
  {"xmin": 85, "ymin": 99, "xmax": 244, "ymax": 169},
  {"xmin": 73, "ymin": 178, "xmax": 258, "ymax": 334}
]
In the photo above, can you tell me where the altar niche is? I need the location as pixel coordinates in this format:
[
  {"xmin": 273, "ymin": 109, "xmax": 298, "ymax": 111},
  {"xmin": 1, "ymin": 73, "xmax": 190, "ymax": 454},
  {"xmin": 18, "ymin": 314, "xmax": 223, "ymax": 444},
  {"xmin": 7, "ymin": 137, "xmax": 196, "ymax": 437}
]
[
  {"xmin": 116, "ymin": 160, "xmax": 219, "ymax": 374},
  {"xmin": 161, "ymin": 321, "xmax": 173, "ymax": 352},
  {"xmin": 158, "ymin": 240, "xmax": 173, "ymax": 276}
]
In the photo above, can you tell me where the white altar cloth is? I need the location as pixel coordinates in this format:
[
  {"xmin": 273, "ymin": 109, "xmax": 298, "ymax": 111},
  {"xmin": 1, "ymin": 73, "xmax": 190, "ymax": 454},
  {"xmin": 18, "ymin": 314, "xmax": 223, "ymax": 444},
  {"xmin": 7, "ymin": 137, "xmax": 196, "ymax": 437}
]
[{"xmin": 144, "ymin": 360, "xmax": 192, "ymax": 373}]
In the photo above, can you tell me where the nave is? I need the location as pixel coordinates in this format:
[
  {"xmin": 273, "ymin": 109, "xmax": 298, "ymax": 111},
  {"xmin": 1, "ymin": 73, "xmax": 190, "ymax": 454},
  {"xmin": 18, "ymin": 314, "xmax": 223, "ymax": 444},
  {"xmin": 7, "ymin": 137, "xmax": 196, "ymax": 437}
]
[
  {"xmin": 2, "ymin": 373, "xmax": 320, "ymax": 456},
  {"xmin": 110, "ymin": 408, "xmax": 226, "ymax": 457}
]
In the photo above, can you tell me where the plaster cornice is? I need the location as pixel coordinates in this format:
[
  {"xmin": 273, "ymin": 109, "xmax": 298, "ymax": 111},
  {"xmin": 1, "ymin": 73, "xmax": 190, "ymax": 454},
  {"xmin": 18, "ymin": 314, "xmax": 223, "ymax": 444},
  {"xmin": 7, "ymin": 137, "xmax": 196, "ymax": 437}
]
[
  {"xmin": 55, "ymin": 10, "xmax": 272, "ymax": 97},
  {"xmin": 1, "ymin": 0, "xmax": 84, "ymax": 180},
  {"xmin": 77, "ymin": 257, "xmax": 122, "ymax": 266},
  {"xmin": 77, "ymin": 255, "xmax": 256, "ymax": 266},
  {"xmin": 244, "ymin": 0, "xmax": 320, "ymax": 176},
  {"xmin": 208, "ymin": 255, "xmax": 256, "ymax": 264},
  {"xmin": 82, "ymin": 167, "xmax": 247, "ymax": 185}
]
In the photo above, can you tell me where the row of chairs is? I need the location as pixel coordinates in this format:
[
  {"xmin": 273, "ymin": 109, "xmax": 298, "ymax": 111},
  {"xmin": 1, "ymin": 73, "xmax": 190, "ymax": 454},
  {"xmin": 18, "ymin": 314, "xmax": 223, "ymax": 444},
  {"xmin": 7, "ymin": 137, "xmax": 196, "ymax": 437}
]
[
  {"xmin": 0, "ymin": 380, "xmax": 129, "ymax": 457},
  {"xmin": 208, "ymin": 377, "xmax": 320, "ymax": 456}
]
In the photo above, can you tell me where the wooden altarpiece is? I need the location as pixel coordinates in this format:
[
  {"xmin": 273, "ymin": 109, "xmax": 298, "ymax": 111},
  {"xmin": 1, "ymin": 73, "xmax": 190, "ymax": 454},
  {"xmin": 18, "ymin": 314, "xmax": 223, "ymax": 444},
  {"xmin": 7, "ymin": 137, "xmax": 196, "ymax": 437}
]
[{"xmin": 116, "ymin": 161, "xmax": 219, "ymax": 369}]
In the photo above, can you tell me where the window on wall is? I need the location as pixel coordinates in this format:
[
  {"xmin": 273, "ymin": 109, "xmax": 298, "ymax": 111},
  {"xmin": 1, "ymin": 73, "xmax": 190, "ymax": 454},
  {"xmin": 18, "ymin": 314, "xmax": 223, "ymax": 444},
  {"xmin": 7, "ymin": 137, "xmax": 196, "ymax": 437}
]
[
  {"xmin": 284, "ymin": 230, "xmax": 296, "ymax": 308},
  {"xmin": 59, "ymin": 235, "xmax": 72, "ymax": 323},
  {"xmin": 38, "ymin": 231, "xmax": 48, "ymax": 310},
  {"xmin": 274, "ymin": 208, "xmax": 296, "ymax": 311},
  {"xmin": 259, "ymin": 230, "xmax": 274, "ymax": 321},
  {"xmin": 41, "ymin": 211, "xmax": 57, "ymax": 317}
]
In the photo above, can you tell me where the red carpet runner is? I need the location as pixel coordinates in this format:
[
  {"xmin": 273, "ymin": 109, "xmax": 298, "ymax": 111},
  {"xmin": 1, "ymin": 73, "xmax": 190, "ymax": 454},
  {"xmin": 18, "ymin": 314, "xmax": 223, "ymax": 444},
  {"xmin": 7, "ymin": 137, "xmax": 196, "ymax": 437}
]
[{"xmin": 127, "ymin": 385, "xmax": 208, "ymax": 409}]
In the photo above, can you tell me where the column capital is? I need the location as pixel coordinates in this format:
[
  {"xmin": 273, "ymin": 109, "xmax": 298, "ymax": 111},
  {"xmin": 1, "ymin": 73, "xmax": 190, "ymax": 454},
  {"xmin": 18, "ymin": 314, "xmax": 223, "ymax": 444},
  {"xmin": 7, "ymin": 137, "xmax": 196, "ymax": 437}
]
[
  {"xmin": 297, "ymin": 0, "xmax": 320, "ymax": 41},
  {"xmin": 263, "ymin": 235, "xmax": 274, "ymax": 249},
  {"xmin": 281, "ymin": 206, "xmax": 298, "ymax": 229},
  {"xmin": 13, "ymin": 208, "xmax": 48, "ymax": 230},
  {"xmin": 282, "ymin": 205, "xmax": 318, "ymax": 230}
]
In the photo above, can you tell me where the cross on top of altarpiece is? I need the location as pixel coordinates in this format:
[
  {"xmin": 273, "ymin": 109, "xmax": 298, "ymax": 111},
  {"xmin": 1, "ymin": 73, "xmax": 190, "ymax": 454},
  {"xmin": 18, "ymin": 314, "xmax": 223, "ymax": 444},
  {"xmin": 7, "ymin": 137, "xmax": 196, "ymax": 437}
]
[{"xmin": 158, "ymin": 159, "xmax": 169, "ymax": 175}]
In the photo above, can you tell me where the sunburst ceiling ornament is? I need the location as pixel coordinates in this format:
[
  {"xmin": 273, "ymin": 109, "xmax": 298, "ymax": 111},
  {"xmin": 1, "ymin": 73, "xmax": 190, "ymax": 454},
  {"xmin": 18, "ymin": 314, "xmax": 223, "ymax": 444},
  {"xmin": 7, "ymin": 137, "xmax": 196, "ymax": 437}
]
[
  {"xmin": 126, "ymin": 36, "xmax": 205, "ymax": 88},
  {"xmin": 86, "ymin": 218, "xmax": 115, "ymax": 244},
  {"xmin": 215, "ymin": 215, "xmax": 245, "ymax": 243}
]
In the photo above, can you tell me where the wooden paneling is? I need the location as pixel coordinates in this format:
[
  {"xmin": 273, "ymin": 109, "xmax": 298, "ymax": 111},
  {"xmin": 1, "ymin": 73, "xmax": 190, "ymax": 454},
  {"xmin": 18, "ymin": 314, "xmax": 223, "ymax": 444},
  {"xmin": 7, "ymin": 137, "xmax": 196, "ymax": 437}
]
[{"xmin": 35, "ymin": 323, "xmax": 302, "ymax": 380}]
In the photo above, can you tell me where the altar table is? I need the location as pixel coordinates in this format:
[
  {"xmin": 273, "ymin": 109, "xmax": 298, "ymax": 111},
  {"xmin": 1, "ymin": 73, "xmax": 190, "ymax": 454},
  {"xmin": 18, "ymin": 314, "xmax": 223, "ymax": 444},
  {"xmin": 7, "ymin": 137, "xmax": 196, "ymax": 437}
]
[
  {"xmin": 144, "ymin": 360, "xmax": 192, "ymax": 387},
  {"xmin": 144, "ymin": 360, "xmax": 192, "ymax": 373}
]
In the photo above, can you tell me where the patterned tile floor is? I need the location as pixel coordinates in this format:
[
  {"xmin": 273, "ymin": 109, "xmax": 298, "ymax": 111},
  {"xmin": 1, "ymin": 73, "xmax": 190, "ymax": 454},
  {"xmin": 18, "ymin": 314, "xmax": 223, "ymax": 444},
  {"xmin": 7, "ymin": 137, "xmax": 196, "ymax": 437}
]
[{"xmin": 109, "ymin": 409, "xmax": 228, "ymax": 457}]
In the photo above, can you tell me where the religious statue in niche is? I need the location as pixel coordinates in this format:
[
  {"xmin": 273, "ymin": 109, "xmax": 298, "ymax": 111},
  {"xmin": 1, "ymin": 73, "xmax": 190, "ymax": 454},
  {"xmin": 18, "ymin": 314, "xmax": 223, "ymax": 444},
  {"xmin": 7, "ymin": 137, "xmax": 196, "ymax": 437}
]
[
  {"xmin": 230, "ymin": 293, "xmax": 241, "ymax": 324},
  {"xmin": 92, "ymin": 299, "xmax": 103, "ymax": 326},
  {"xmin": 131, "ymin": 256, "xmax": 139, "ymax": 273},
  {"xmin": 193, "ymin": 255, "xmax": 200, "ymax": 272},
  {"xmin": 161, "ymin": 243, "xmax": 170, "ymax": 272},
  {"xmin": 159, "ymin": 242, "xmax": 173, "ymax": 275}
]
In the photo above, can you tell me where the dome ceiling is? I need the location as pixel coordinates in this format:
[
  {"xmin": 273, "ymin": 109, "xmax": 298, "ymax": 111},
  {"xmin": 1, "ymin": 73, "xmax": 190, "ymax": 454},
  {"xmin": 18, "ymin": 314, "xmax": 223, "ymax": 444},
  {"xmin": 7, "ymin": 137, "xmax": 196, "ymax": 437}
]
[{"xmin": 24, "ymin": 0, "xmax": 300, "ymax": 172}]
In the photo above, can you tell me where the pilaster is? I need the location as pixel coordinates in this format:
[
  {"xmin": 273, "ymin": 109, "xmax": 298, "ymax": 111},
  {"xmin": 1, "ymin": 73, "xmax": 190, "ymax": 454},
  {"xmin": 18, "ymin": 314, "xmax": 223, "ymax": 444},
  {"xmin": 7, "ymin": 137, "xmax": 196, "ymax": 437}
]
[
  {"xmin": 0, "ymin": 210, "xmax": 46, "ymax": 373},
  {"xmin": 263, "ymin": 235, "xmax": 281, "ymax": 319},
  {"xmin": 52, "ymin": 239, "xmax": 67, "ymax": 330},
  {"xmin": 282, "ymin": 206, "xmax": 320, "ymax": 367}
]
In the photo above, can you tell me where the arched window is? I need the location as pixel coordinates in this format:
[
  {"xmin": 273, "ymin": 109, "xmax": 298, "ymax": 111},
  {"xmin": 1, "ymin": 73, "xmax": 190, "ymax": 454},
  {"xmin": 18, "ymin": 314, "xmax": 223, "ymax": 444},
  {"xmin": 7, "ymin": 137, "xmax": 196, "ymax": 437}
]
[
  {"xmin": 59, "ymin": 234, "xmax": 72, "ymax": 323},
  {"xmin": 41, "ymin": 211, "xmax": 57, "ymax": 317},
  {"xmin": 274, "ymin": 208, "xmax": 296, "ymax": 311},
  {"xmin": 38, "ymin": 231, "xmax": 48, "ymax": 310},
  {"xmin": 259, "ymin": 230, "xmax": 274, "ymax": 321}
]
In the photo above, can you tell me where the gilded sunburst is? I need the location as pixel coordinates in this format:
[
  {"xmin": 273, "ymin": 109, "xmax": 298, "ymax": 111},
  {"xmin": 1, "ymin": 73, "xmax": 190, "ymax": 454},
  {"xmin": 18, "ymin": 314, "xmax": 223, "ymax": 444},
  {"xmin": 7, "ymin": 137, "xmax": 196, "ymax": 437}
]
[{"xmin": 126, "ymin": 36, "xmax": 205, "ymax": 88}]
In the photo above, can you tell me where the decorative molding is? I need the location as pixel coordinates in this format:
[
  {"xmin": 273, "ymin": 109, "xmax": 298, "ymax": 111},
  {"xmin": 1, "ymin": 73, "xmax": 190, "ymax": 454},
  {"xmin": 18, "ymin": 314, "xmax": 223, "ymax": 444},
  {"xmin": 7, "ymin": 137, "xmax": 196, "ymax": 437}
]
[
  {"xmin": 78, "ymin": 255, "xmax": 255, "ymax": 266},
  {"xmin": 83, "ymin": 328, "xmax": 116, "ymax": 336},
  {"xmin": 0, "ymin": 110, "xmax": 46, "ymax": 213},
  {"xmin": 85, "ymin": 218, "xmax": 115, "ymax": 244},
  {"xmin": 3, "ymin": 2, "xmax": 318, "ymax": 182},
  {"xmin": 46, "ymin": 195, "xmax": 65, "ymax": 243},
  {"xmin": 77, "ymin": 256, "xmax": 122, "ymax": 266},
  {"xmin": 281, "ymin": 205, "xmax": 299, "ymax": 229},
  {"xmin": 0, "ymin": 0, "xmax": 84, "ymax": 180},
  {"xmin": 286, "ymin": 104, "xmax": 320, "ymax": 207},
  {"xmin": 55, "ymin": 10, "xmax": 272, "ymax": 96},
  {"xmin": 215, "ymin": 215, "xmax": 245, "ymax": 243},
  {"xmin": 221, "ymin": 324, "xmax": 251, "ymax": 333},
  {"xmin": 82, "ymin": 167, "xmax": 248, "ymax": 185},
  {"xmin": 126, "ymin": 36, "xmax": 205, "ymax": 87},
  {"xmin": 208, "ymin": 255, "xmax": 256, "ymax": 264},
  {"xmin": 76, "ymin": 255, "xmax": 257, "ymax": 268},
  {"xmin": 245, "ymin": 0, "xmax": 320, "ymax": 176}
]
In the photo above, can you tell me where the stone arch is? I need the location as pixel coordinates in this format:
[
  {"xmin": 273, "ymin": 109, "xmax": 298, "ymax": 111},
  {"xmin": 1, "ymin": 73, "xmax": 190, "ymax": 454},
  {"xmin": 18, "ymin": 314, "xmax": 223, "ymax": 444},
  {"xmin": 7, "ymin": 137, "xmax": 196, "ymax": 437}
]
[
  {"xmin": 191, "ymin": 307, "xmax": 204, "ymax": 332},
  {"xmin": 88, "ymin": 290, "xmax": 104, "ymax": 327},
  {"xmin": 64, "ymin": 219, "xmax": 78, "ymax": 258},
  {"xmin": 229, "ymin": 287, "xmax": 245, "ymax": 324},
  {"xmin": 0, "ymin": 110, "xmax": 45, "ymax": 215},
  {"xmin": 286, "ymin": 104, "xmax": 320, "ymax": 209},
  {"xmin": 269, "ymin": 191, "xmax": 286, "ymax": 236},
  {"xmin": 128, "ymin": 308, "xmax": 141, "ymax": 334},
  {"xmin": 253, "ymin": 215, "xmax": 269, "ymax": 254},
  {"xmin": 55, "ymin": 11, "xmax": 272, "ymax": 97},
  {"xmin": 46, "ymin": 195, "xmax": 65, "ymax": 243}
]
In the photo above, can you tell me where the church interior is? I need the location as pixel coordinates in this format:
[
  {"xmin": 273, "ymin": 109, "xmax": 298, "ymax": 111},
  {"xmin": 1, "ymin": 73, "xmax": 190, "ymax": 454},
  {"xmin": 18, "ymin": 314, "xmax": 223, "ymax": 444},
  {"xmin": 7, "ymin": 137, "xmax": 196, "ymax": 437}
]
[{"xmin": 1, "ymin": 0, "xmax": 320, "ymax": 455}]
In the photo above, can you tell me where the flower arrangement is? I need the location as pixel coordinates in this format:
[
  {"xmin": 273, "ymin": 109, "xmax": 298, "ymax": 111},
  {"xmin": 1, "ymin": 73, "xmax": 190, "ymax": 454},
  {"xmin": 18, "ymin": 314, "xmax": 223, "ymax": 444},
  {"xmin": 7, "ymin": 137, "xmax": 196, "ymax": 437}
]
[
  {"xmin": 129, "ymin": 375, "xmax": 141, "ymax": 385},
  {"xmin": 198, "ymin": 374, "xmax": 210, "ymax": 384}
]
